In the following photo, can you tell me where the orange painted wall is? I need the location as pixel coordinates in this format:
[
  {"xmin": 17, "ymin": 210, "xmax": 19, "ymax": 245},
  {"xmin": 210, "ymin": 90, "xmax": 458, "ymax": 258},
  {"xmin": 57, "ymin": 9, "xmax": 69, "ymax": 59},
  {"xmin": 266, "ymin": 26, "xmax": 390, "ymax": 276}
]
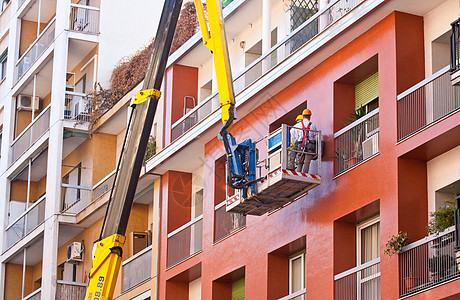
[
  {"xmin": 157, "ymin": 11, "xmax": 431, "ymax": 300},
  {"xmin": 163, "ymin": 65, "xmax": 198, "ymax": 145}
]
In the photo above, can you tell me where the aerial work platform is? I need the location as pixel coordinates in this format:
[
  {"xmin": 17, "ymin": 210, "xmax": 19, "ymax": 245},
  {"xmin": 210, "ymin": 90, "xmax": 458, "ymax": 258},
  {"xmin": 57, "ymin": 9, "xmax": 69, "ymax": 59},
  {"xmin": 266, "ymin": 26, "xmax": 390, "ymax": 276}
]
[{"xmin": 226, "ymin": 124, "xmax": 322, "ymax": 216}]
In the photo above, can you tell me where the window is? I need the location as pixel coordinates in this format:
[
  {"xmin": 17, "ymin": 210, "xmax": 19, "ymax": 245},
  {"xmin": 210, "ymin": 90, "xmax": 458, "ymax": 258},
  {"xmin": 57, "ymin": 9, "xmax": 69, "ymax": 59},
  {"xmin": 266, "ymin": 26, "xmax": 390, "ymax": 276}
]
[
  {"xmin": 62, "ymin": 163, "xmax": 82, "ymax": 210},
  {"xmin": 232, "ymin": 277, "xmax": 245, "ymax": 300},
  {"xmin": 355, "ymin": 72, "xmax": 379, "ymax": 114},
  {"xmin": 289, "ymin": 251, "xmax": 306, "ymax": 299},
  {"xmin": 0, "ymin": 51, "xmax": 7, "ymax": 81},
  {"xmin": 356, "ymin": 216, "xmax": 380, "ymax": 299}
]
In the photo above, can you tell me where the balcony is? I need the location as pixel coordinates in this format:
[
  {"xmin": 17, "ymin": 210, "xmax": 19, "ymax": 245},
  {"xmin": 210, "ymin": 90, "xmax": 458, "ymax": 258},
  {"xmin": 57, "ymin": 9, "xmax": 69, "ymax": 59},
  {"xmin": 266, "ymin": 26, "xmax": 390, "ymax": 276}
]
[
  {"xmin": 10, "ymin": 104, "xmax": 51, "ymax": 165},
  {"xmin": 334, "ymin": 109, "xmax": 379, "ymax": 175},
  {"xmin": 215, "ymin": 200, "xmax": 246, "ymax": 242},
  {"xmin": 69, "ymin": 3, "xmax": 100, "ymax": 35},
  {"xmin": 64, "ymin": 91, "xmax": 92, "ymax": 122},
  {"xmin": 399, "ymin": 227, "xmax": 460, "ymax": 297},
  {"xmin": 56, "ymin": 281, "xmax": 86, "ymax": 300},
  {"xmin": 61, "ymin": 169, "xmax": 115, "ymax": 215},
  {"xmin": 122, "ymin": 245, "xmax": 152, "ymax": 293},
  {"xmin": 397, "ymin": 66, "xmax": 460, "ymax": 141},
  {"xmin": 15, "ymin": 18, "xmax": 55, "ymax": 83},
  {"xmin": 334, "ymin": 258, "xmax": 380, "ymax": 299},
  {"xmin": 167, "ymin": 215, "xmax": 203, "ymax": 268},
  {"xmin": 5, "ymin": 195, "xmax": 45, "ymax": 250},
  {"xmin": 171, "ymin": 0, "xmax": 367, "ymax": 142}
]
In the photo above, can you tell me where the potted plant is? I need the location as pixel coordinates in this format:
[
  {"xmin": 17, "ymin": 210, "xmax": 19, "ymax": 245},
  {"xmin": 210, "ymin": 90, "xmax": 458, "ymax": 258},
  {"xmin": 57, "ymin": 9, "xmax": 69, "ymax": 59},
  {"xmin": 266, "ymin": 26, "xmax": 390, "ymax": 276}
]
[
  {"xmin": 333, "ymin": 148, "xmax": 347, "ymax": 172},
  {"xmin": 384, "ymin": 231, "xmax": 409, "ymax": 257},
  {"xmin": 404, "ymin": 268, "xmax": 419, "ymax": 291},
  {"xmin": 426, "ymin": 199, "xmax": 456, "ymax": 235}
]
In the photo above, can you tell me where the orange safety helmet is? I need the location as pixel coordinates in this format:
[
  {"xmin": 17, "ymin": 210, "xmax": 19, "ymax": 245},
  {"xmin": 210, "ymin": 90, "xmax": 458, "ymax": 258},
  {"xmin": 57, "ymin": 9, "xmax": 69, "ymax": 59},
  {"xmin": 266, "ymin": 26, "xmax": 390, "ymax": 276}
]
[
  {"xmin": 295, "ymin": 115, "xmax": 303, "ymax": 122},
  {"xmin": 302, "ymin": 108, "xmax": 312, "ymax": 116}
]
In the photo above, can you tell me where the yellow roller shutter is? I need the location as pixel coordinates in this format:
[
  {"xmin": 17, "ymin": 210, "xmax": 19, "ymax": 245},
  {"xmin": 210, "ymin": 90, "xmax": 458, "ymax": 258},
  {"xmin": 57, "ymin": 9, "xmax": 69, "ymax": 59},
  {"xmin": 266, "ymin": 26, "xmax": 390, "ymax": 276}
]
[
  {"xmin": 232, "ymin": 278, "xmax": 245, "ymax": 300},
  {"xmin": 355, "ymin": 72, "xmax": 378, "ymax": 110}
]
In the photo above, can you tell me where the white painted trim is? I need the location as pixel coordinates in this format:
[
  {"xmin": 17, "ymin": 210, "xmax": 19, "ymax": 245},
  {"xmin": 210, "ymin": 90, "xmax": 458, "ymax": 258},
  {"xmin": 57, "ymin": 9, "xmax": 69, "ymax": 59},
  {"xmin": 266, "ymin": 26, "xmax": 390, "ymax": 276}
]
[
  {"xmin": 22, "ymin": 287, "xmax": 41, "ymax": 300},
  {"xmin": 167, "ymin": 214, "xmax": 203, "ymax": 238},
  {"xmin": 278, "ymin": 288, "xmax": 306, "ymax": 300},
  {"xmin": 334, "ymin": 108, "xmax": 379, "ymax": 138},
  {"xmin": 92, "ymin": 169, "xmax": 116, "ymax": 189},
  {"xmin": 400, "ymin": 226, "xmax": 455, "ymax": 252},
  {"xmin": 334, "ymin": 257, "xmax": 380, "ymax": 280},
  {"xmin": 56, "ymin": 280, "xmax": 87, "ymax": 287},
  {"xmin": 69, "ymin": 3, "xmax": 100, "ymax": 11},
  {"xmin": 397, "ymin": 66, "xmax": 450, "ymax": 100}
]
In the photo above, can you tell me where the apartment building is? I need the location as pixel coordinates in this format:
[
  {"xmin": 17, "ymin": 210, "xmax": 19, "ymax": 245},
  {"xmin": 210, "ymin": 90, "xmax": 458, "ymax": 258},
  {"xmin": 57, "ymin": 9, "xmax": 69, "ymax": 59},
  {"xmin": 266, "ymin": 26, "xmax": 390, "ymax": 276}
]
[
  {"xmin": 149, "ymin": 0, "xmax": 460, "ymax": 299},
  {"xmin": 1, "ymin": 0, "xmax": 460, "ymax": 299},
  {"xmin": 0, "ymin": 0, "xmax": 163, "ymax": 299}
]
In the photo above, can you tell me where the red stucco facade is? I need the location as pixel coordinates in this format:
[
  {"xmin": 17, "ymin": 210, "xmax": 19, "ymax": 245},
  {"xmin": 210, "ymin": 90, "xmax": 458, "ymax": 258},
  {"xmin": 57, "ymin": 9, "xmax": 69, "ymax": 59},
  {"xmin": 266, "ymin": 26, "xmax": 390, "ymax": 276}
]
[{"xmin": 158, "ymin": 10, "xmax": 460, "ymax": 300}]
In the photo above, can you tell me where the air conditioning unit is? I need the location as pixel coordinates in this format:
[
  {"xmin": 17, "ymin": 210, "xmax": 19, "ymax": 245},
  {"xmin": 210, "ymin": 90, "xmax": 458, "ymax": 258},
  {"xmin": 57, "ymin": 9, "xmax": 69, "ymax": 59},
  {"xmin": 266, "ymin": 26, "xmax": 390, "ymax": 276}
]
[
  {"xmin": 67, "ymin": 242, "xmax": 83, "ymax": 263},
  {"xmin": 17, "ymin": 95, "xmax": 40, "ymax": 111},
  {"xmin": 362, "ymin": 134, "xmax": 379, "ymax": 160},
  {"xmin": 74, "ymin": 97, "xmax": 90, "ymax": 119}
]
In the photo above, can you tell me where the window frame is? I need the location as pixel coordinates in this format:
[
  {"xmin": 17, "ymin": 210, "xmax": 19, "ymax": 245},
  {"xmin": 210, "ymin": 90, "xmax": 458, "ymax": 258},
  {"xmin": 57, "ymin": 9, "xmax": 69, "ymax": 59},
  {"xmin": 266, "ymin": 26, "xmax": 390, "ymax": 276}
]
[
  {"xmin": 0, "ymin": 51, "xmax": 7, "ymax": 82},
  {"xmin": 289, "ymin": 250, "xmax": 306, "ymax": 295}
]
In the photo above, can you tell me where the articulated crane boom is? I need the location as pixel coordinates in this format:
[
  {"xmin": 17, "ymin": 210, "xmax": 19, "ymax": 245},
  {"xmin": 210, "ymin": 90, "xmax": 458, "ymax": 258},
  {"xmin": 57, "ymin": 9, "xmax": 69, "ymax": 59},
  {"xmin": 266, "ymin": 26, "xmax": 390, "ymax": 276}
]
[
  {"xmin": 195, "ymin": 0, "xmax": 258, "ymax": 198},
  {"xmin": 85, "ymin": 0, "xmax": 246, "ymax": 299}
]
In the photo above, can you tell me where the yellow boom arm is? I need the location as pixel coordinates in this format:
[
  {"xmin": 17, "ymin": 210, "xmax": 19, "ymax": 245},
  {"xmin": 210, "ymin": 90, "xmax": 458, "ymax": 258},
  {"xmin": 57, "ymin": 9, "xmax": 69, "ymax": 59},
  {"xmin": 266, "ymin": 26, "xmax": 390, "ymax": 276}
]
[
  {"xmin": 195, "ymin": 0, "xmax": 236, "ymax": 128},
  {"xmin": 85, "ymin": 234, "xmax": 125, "ymax": 300}
]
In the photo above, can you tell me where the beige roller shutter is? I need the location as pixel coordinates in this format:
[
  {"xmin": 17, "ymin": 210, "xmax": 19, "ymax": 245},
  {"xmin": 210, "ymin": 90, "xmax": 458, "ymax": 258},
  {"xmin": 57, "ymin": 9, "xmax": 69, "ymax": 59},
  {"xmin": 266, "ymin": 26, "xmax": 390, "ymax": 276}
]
[{"xmin": 355, "ymin": 72, "xmax": 378, "ymax": 110}]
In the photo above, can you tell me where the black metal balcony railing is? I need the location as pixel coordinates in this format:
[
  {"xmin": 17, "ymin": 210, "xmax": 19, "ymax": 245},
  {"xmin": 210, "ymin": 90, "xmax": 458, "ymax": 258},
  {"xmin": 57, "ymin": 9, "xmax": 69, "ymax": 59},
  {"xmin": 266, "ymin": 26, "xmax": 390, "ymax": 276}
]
[
  {"xmin": 397, "ymin": 66, "xmax": 460, "ymax": 141},
  {"xmin": 167, "ymin": 215, "xmax": 203, "ymax": 267},
  {"xmin": 399, "ymin": 226, "xmax": 460, "ymax": 297},
  {"xmin": 333, "ymin": 109, "xmax": 379, "ymax": 175},
  {"xmin": 450, "ymin": 18, "xmax": 460, "ymax": 72},
  {"xmin": 171, "ymin": 0, "xmax": 367, "ymax": 142},
  {"xmin": 334, "ymin": 258, "xmax": 381, "ymax": 300}
]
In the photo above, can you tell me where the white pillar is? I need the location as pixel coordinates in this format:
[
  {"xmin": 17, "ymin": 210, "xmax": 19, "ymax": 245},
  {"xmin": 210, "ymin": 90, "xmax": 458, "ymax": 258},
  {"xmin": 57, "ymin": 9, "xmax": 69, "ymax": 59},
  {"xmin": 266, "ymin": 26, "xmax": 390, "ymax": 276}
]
[
  {"xmin": 0, "ymin": 9, "xmax": 21, "ymax": 300},
  {"xmin": 41, "ymin": 0, "xmax": 70, "ymax": 298},
  {"xmin": 262, "ymin": 0, "xmax": 271, "ymax": 72}
]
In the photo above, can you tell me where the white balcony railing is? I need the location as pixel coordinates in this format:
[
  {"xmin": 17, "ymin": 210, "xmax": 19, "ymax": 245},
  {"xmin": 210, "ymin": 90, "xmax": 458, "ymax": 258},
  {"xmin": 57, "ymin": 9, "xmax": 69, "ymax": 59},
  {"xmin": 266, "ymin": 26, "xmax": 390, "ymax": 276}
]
[
  {"xmin": 278, "ymin": 288, "xmax": 306, "ymax": 300},
  {"xmin": 122, "ymin": 245, "xmax": 152, "ymax": 292},
  {"xmin": 333, "ymin": 109, "xmax": 379, "ymax": 175},
  {"xmin": 334, "ymin": 257, "xmax": 380, "ymax": 300},
  {"xmin": 69, "ymin": 3, "xmax": 100, "ymax": 35},
  {"xmin": 399, "ymin": 226, "xmax": 460, "ymax": 297},
  {"xmin": 5, "ymin": 195, "xmax": 46, "ymax": 250},
  {"xmin": 397, "ymin": 66, "xmax": 460, "ymax": 141},
  {"xmin": 15, "ymin": 18, "xmax": 56, "ymax": 82},
  {"xmin": 64, "ymin": 91, "xmax": 92, "ymax": 122},
  {"xmin": 23, "ymin": 288, "xmax": 41, "ymax": 300},
  {"xmin": 214, "ymin": 200, "xmax": 246, "ymax": 242},
  {"xmin": 167, "ymin": 215, "xmax": 203, "ymax": 267},
  {"xmin": 171, "ymin": 0, "xmax": 367, "ymax": 141},
  {"xmin": 10, "ymin": 104, "xmax": 51, "ymax": 165}
]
